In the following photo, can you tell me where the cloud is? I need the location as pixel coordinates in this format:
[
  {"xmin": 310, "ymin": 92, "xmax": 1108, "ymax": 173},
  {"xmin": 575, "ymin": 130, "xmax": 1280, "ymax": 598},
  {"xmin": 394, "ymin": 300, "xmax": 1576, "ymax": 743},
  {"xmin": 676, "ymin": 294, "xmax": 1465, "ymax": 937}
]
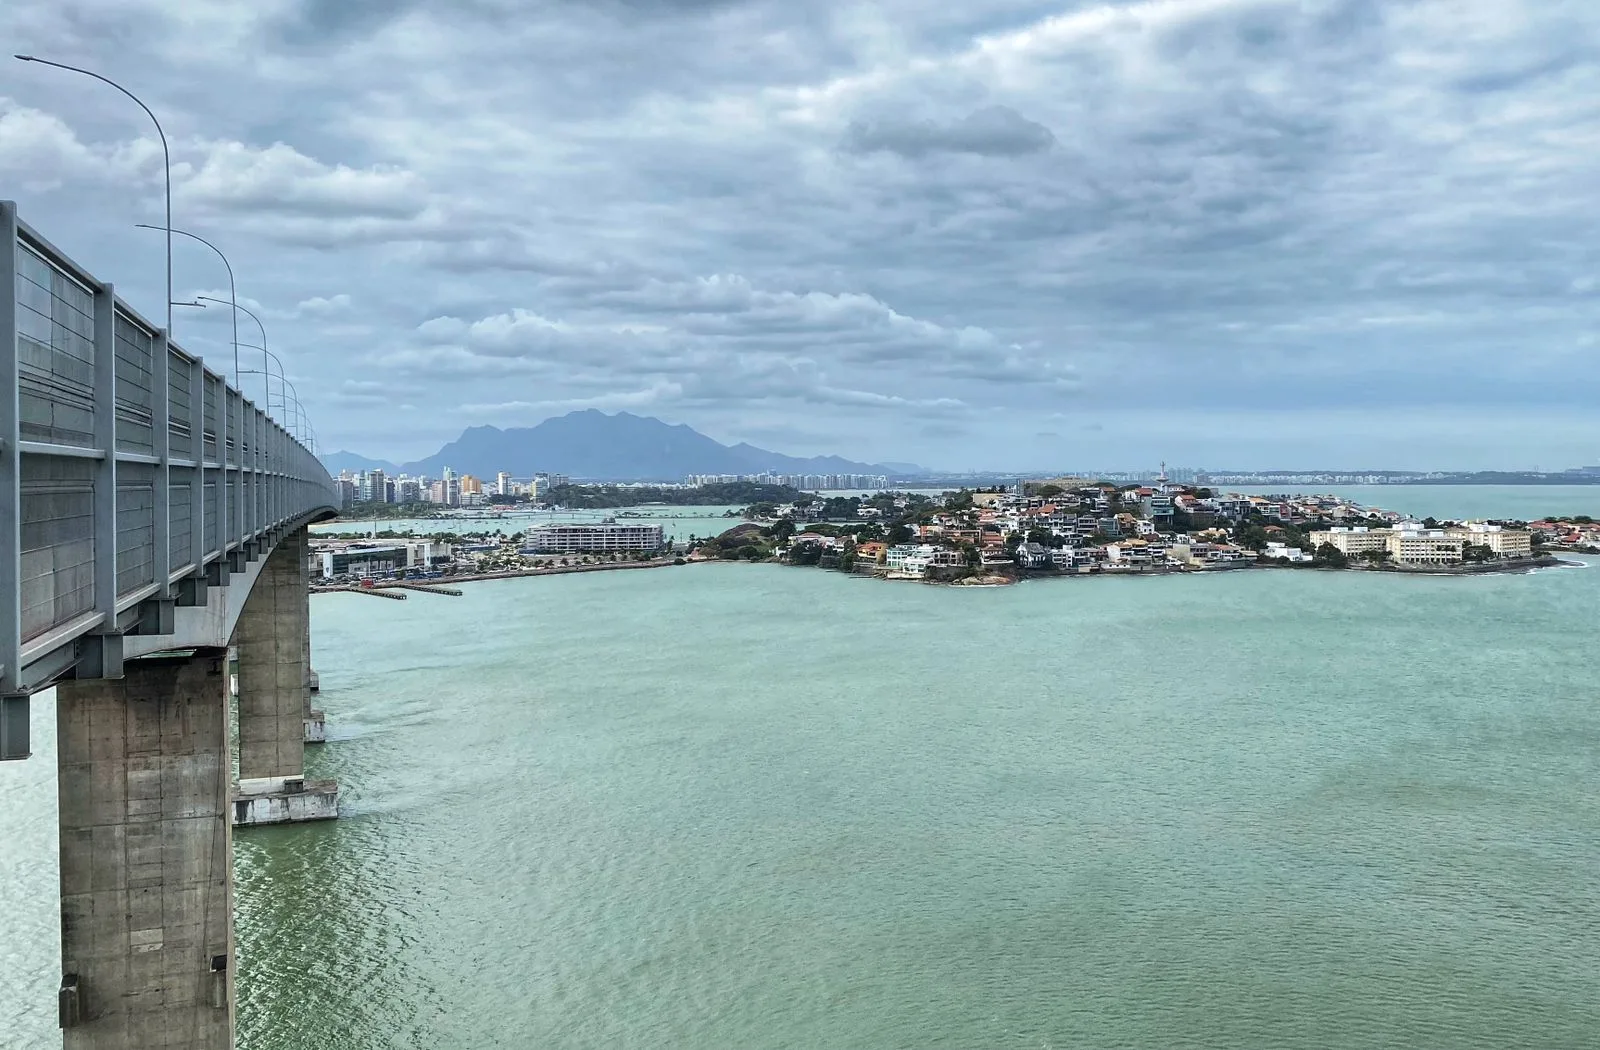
[
  {"xmin": 294, "ymin": 293, "xmax": 352, "ymax": 316},
  {"xmin": 175, "ymin": 141, "xmax": 426, "ymax": 219},
  {"xmin": 5, "ymin": 0, "xmax": 1600, "ymax": 469},
  {"xmin": 842, "ymin": 105, "xmax": 1057, "ymax": 157}
]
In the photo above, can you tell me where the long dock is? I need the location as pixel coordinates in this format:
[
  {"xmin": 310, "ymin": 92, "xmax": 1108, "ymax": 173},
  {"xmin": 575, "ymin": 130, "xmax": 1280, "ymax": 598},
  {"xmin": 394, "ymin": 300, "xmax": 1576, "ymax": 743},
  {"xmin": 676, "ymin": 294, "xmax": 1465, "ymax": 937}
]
[
  {"xmin": 313, "ymin": 586, "xmax": 408, "ymax": 600},
  {"xmin": 381, "ymin": 582, "xmax": 464, "ymax": 596}
]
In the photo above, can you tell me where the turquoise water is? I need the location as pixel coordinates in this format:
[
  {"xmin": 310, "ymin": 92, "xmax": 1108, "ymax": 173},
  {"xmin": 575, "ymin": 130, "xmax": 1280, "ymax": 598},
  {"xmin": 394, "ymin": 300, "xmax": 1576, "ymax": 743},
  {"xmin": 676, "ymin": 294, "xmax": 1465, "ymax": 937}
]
[{"xmin": 3, "ymin": 487, "xmax": 1600, "ymax": 1048}]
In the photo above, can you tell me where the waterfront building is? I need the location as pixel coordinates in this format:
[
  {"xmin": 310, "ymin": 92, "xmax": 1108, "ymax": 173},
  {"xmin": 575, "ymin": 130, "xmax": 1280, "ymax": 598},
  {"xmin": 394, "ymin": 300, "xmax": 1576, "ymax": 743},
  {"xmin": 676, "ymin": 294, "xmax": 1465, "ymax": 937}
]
[
  {"xmin": 1262, "ymin": 542, "xmax": 1313, "ymax": 563},
  {"xmin": 496, "ymin": 471, "xmax": 514, "ymax": 496},
  {"xmin": 1309, "ymin": 524, "xmax": 1474, "ymax": 565},
  {"xmin": 1447, "ymin": 523, "xmax": 1533, "ymax": 557},
  {"xmin": 884, "ymin": 544, "xmax": 962, "ymax": 574},
  {"xmin": 1388, "ymin": 526, "xmax": 1462, "ymax": 565},
  {"xmin": 312, "ymin": 540, "xmax": 440, "ymax": 579},
  {"xmin": 520, "ymin": 522, "xmax": 665, "ymax": 553},
  {"xmin": 1309, "ymin": 526, "xmax": 1390, "ymax": 556}
]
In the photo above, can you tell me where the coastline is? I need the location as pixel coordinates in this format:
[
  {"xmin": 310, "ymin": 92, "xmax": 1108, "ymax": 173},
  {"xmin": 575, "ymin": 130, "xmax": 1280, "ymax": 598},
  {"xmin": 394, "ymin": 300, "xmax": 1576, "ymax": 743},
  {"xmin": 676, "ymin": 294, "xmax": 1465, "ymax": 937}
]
[
  {"xmin": 310, "ymin": 552, "xmax": 1577, "ymax": 597},
  {"xmin": 311, "ymin": 558, "xmax": 678, "ymax": 593}
]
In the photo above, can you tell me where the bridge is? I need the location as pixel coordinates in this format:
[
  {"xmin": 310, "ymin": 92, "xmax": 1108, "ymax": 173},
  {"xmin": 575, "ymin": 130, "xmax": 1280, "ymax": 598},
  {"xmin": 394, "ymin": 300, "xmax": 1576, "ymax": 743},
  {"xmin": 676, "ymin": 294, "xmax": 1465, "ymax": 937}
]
[{"xmin": 1, "ymin": 201, "xmax": 341, "ymax": 1048}]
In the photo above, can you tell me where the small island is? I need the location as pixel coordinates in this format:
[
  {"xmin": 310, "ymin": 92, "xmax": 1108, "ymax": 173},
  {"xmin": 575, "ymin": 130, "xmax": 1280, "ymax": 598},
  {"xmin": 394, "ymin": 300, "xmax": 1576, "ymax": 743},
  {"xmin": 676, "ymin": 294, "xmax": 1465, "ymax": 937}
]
[{"xmin": 691, "ymin": 478, "xmax": 1574, "ymax": 584}]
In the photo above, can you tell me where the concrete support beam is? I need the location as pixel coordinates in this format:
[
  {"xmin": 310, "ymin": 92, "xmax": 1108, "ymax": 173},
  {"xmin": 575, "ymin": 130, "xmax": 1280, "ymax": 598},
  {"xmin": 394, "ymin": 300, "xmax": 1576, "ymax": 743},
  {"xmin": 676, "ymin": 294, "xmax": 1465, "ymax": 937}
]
[
  {"xmin": 55, "ymin": 651, "xmax": 234, "ymax": 1049},
  {"xmin": 233, "ymin": 526, "xmax": 336, "ymax": 824},
  {"xmin": 235, "ymin": 531, "xmax": 306, "ymax": 781},
  {"xmin": 302, "ymin": 553, "xmax": 326, "ymax": 744}
]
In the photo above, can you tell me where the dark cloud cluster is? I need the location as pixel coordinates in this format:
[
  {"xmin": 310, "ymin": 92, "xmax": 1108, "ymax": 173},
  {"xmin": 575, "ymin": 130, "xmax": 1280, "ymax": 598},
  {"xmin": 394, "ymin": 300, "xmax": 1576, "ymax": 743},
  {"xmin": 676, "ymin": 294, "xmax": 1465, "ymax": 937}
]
[{"xmin": 3, "ymin": 0, "xmax": 1599, "ymax": 469}]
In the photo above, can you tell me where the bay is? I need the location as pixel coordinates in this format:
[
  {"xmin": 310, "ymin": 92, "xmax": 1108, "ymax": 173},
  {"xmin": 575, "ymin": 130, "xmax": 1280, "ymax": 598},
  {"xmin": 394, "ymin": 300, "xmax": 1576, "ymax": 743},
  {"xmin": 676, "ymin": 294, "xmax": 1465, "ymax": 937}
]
[{"xmin": 3, "ymin": 486, "xmax": 1599, "ymax": 1048}]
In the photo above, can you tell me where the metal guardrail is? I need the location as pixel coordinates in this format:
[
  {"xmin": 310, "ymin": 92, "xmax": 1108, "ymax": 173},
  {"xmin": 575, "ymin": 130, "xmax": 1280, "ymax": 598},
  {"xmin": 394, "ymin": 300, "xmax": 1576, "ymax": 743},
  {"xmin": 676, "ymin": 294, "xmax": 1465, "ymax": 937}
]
[{"xmin": 0, "ymin": 200, "xmax": 339, "ymax": 695}]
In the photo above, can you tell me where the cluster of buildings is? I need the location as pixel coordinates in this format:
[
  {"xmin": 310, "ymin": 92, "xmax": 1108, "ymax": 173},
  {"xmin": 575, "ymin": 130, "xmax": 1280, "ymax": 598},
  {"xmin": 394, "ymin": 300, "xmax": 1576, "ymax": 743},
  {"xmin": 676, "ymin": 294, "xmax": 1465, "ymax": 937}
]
[
  {"xmin": 1309, "ymin": 522, "xmax": 1532, "ymax": 564},
  {"xmin": 335, "ymin": 468, "xmax": 573, "ymax": 508},
  {"xmin": 685, "ymin": 472, "xmax": 890, "ymax": 490},
  {"xmin": 1525, "ymin": 518, "xmax": 1600, "ymax": 548},
  {"xmin": 309, "ymin": 520, "xmax": 668, "ymax": 581},
  {"xmin": 778, "ymin": 472, "xmax": 1536, "ymax": 575}
]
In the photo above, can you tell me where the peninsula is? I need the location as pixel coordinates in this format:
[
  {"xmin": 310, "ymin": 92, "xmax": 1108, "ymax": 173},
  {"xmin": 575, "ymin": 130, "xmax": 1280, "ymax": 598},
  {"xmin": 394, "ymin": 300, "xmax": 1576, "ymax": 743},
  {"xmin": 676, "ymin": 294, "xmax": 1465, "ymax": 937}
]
[{"xmin": 696, "ymin": 477, "xmax": 1560, "ymax": 582}]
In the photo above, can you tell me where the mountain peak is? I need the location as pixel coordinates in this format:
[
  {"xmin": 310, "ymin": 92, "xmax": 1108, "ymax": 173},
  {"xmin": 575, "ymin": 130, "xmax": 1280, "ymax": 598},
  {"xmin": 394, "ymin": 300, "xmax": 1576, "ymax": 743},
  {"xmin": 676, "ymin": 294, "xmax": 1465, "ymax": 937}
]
[{"xmin": 358, "ymin": 410, "xmax": 921, "ymax": 481}]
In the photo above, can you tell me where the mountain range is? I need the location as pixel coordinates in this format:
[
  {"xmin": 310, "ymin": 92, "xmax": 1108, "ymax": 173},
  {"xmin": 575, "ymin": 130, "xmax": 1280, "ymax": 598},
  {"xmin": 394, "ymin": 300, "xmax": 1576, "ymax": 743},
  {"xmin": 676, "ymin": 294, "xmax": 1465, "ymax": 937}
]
[{"xmin": 320, "ymin": 410, "xmax": 923, "ymax": 481}]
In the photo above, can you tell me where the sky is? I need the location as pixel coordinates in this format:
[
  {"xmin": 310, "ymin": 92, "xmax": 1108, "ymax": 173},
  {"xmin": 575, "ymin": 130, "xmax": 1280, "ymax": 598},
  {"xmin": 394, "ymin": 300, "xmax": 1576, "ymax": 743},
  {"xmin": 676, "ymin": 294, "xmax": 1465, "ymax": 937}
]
[{"xmin": 4, "ymin": 0, "xmax": 1599, "ymax": 473}]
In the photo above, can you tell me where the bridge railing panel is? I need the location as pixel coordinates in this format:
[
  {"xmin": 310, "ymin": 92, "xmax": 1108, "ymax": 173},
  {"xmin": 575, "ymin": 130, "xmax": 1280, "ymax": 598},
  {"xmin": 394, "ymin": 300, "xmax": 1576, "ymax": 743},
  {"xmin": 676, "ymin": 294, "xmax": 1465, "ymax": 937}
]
[
  {"xmin": 3, "ymin": 200, "xmax": 339, "ymax": 694},
  {"xmin": 16, "ymin": 244, "xmax": 96, "ymax": 448},
  {"xmin": 116, "ymin": 462, "xmax": 156, "ymax": 597},
  {"xmin": 19, "ymin": 455, "xmax": 96, "ymax": 641},
  {"xmin": 113, "ymin": 312, "xmax": 156, "ymax": 456}
]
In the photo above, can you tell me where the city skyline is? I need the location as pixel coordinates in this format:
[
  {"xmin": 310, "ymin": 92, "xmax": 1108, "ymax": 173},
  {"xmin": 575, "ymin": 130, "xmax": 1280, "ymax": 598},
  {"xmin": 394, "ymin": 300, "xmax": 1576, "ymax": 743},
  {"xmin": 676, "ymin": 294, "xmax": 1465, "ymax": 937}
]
[{"xmin": 5, "ymin": 1, "xmax": 1600, "ymax": 470}]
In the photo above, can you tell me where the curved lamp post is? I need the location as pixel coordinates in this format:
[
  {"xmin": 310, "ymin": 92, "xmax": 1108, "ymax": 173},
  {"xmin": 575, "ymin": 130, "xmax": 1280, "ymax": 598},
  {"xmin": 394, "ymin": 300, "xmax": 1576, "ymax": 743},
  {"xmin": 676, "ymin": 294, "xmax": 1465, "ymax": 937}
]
[
  {"xmin": 240, "ymin": 357, "xmax": 309, "ymax": 444},
  {"xmin": 15, "ymin": 56, "xmax": 172, "ymax": 335},
  {"xmin": 198, "ymin": 295, "xmax": 271, "ymax": 410},
  {"xmin": 137, "ymin": 225, "xmax": 238, "ymax": 389}
]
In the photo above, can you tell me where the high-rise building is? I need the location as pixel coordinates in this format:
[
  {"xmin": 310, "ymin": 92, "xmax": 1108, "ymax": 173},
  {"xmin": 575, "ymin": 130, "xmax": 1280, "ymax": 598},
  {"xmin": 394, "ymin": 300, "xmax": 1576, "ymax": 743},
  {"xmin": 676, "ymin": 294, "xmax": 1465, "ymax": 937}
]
[
  {"xmin": 361, "ymin": 469, "xmax": 389, "ymax": 504},
  {"xmin": 496, "ymin": 471, "xmax": 513, "ymax": 496},
  {"xmin": 460, "ymin": 474, "xmax": 483, "ymax": 496}
]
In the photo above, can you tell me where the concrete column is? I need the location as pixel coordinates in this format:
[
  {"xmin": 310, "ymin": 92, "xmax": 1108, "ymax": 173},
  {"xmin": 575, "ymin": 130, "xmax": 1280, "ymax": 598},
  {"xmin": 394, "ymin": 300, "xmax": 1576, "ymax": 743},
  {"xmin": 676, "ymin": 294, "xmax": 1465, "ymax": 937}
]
[
  {"xmin": 56, "ymin": 651, "xmax": 234, "ymax": 1049},
  {"xmin": 236, "ymin": 530, "xmax": 306, "ymax": 781},
  {"xmin": 232, "ymin": 526, "xmax": 335, "ymax": 825},
  {"xmin": 302, "ymin": 539, "xmax": 327, "ymax": 744}
]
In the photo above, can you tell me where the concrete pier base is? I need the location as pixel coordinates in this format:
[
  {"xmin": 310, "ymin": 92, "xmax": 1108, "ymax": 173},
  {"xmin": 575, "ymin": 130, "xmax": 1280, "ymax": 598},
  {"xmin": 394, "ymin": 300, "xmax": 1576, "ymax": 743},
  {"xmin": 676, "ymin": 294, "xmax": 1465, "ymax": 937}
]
[
  {"xmin": 303, "ymin": 709, "xmax": 327, "ymax": 744},
  {"xmin": 56, "ymin": 652, "xmax": 234, "ymax": 1049},
  {"xmin": 232, "ymin": 776, "xmax": 339, "ymax": 826}
]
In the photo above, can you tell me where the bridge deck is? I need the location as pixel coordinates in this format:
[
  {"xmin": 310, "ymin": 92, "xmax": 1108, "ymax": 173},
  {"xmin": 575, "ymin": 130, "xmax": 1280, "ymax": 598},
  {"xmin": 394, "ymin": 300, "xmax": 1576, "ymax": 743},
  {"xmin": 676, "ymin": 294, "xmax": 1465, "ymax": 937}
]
[{"xmin": 1, "ymin": 200, "xmax": 338, "ymax": 700}]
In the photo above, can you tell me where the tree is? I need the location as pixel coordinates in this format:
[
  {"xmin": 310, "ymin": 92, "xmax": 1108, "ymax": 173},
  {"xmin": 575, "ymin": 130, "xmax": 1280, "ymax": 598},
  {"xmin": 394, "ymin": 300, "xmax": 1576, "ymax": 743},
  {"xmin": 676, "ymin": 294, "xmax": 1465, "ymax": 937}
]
[
  {"xmin": 1036, "ymin": 483, "xmax": 1064, "ymax": 497},
  {"xmin": 1356, "ymin": 548, "xmax": 1391, "ymax": 564},
  {"xmin": 887, "ymin": 523, "xmax": 913, "ymax": 544},
  {"xmin": 1004, "ymin": 531, "xmax": 1024, "ymax": 554},
  {"xmin": 1313, "ymin": 543, "xmax": 1349, "ymax": 568},
  {"xmin": 772, "ymin": 518, "xmax": 797, "ymax": 543},
  {"xmin": 738, "ymin": 544, "xmax": 762, "ymax": 560}
]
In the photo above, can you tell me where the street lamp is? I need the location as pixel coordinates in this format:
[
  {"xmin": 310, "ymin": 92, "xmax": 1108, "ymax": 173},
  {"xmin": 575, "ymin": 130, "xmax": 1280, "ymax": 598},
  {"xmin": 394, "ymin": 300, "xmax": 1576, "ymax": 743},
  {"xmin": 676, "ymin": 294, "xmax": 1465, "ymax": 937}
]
[
  {"xmin": 136, "ymin": 224, "xmax": 237, "ymax": 389},
  {"xmin": 241, "ymin": 366, "xmax": 309, "ymax": 444},
  {"xmin": 237, "ymin": 342, "xmax": 289, "ymax": 420},
  {"xmin": 198, "ymin": 295, "xmax": 270, "ymax": 410},
  {"xmin": 15, "ymin": 56, "xmax": 172, "ymax": 335}
]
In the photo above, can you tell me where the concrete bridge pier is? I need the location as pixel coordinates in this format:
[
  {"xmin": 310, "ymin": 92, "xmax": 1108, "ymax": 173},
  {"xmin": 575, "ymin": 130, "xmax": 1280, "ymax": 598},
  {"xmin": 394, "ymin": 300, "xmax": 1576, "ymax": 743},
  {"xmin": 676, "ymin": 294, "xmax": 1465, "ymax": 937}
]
[
  {"xmin": 304, "ymin": 601, "xmax": 326, "ymax": 745},
  {"xmin": 232, "ymin": 528, "xmax": 337, "ymax": 826},
  {"xmin": 55, "ymin": 651, "xmax": 235, "ymax": 1048}
]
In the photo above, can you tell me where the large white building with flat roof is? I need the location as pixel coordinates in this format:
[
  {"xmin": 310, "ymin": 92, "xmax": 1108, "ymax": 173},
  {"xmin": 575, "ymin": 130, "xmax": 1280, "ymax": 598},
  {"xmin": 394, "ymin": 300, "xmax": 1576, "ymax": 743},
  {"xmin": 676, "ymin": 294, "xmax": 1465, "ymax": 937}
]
[
  {"xmin": 1308, "ymin": 522, "xmax": 1530, "ymax": 565},
  {"xmin": 1447, "ymin": 522, "xmax": 1533, "ymax": 557},
  {"xmin": 520, "ymin": 522, "xmax": 664, "ymax": 553}
]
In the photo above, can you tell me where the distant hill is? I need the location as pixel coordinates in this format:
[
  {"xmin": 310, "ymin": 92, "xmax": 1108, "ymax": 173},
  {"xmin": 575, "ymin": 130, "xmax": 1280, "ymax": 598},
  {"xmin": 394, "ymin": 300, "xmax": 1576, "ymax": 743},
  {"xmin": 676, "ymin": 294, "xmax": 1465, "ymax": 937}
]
[
  {"xmin": 320, "ymin": 450, "xmax": 398, "ymax": 475},
  {"xmin": 327, "ymin": 411, "xmax": 923, "ymax": 481}
]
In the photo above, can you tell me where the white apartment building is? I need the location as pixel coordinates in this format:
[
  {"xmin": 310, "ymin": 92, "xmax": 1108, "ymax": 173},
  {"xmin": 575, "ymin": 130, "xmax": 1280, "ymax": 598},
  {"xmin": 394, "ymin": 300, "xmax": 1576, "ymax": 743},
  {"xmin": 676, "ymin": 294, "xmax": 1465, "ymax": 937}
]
[
  {"xmin": 520, "ymin": 522, "xmax": 665, "ymax": 553},
  {"xmin": 1262, "ymin": 542, "xmax": 1312, "ymax": 563},
  {"xmin": 1309, "ymin": 524, "xmax": 1467, "ymax": 565},
  {"xmin": 1389, "ymin": 527, "xmax": 1462, "ymax": 565},
  {"xmin": 884, "ymin": 544, "xmax": 963, "ymax": 574},
  {"xmin": 1448, "ymin": 522, "xmax": 1533, "ymax": 557},
  {"xmin": 1308, "ymin": 526, "xmax": 1390, "ymax": 555}
]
